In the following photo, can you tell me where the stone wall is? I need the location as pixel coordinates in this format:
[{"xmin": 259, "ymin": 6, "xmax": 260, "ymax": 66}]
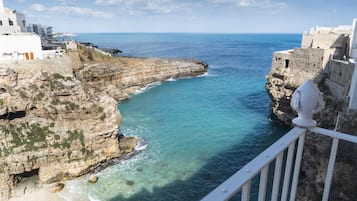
[
  {"xmin": 270, "ymin": 48, "xmax": 325, "ymax": 86},
  {"xmin": 0, "ymin": 56, "xmax": 74, "ymax": 77},
  {"xmin": 324, "ymin": 60, "xmax": 355, "ymax": 99},
  {"xmin": 302, "ymin": 33, "xmax": 350, "ymax": 60}
]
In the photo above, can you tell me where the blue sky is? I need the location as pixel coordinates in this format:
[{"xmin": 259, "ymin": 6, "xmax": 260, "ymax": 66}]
[{"xmin": 4, "ymin": 0, "xmax": 357, "ymax": 33}]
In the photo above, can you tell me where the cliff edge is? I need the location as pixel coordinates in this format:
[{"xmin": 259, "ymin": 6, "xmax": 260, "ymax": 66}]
[{"xmin": 74, "ymin": 44, "xmax": 208, "ymax": 101}]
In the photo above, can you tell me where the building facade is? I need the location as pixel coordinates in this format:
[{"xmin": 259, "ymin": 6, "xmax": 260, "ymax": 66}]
[
  {"xmin": 270, "ymin": 19, "xmax": 357, "ymax": 110},
  {"xmin": 0, "ymin": 0, "xmax": 26, "ymax": 34},
  {"xmin": 0, "ymin": 0, "xmax": 43, "ymax": 61},
  {"xmin": 0, "ymin": 33, "xmax": 43, "ymax": 60}
]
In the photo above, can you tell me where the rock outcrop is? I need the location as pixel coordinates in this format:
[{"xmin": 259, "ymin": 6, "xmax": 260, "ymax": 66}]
[
  {"xmin": 0, "ymin": 67, "xmax": 128, "ymax": 199},
  {"xmin": 75, "ymin": 44, "xmax": 208, "ymax": 101}
]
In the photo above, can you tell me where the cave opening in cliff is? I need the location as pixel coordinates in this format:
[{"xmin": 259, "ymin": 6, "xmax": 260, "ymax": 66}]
[
  {"xmin": 15, "ymin": 169, "xmax": 39, "ymax": 179},
  {"xmin": 0, "ymin": 111, "xmax": 26, "ymax": 120},
  {"xmin": 11, "ymin": 168, "xmax": 39, "ymax": 186}
]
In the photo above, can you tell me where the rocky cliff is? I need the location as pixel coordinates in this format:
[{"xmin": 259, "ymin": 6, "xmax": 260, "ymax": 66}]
[
  {"xmin": 0, "ymin": 67, "xmax": 128, "ymax": 199},
  {"xmin": 75, "ymin": 44, "xmax": 208, "ymax": 101},
  {"xmin": 0, "ymin": 44, "xmax": 207, "ymax": 200}
]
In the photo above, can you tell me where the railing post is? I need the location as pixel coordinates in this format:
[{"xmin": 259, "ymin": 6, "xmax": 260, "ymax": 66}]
[
  {"xmin": 280, "ymin": 141, "xmax": 296, "ymax": 201},
  {"xmin": 258, "ymin": 165, "xmax": 269, "ymax": 201},
  {"xmin": 242, "ymin": 180, "xmax": 251, "ymax": 201},
  {"xmin": 271, "ymin": 152, "xmax": 284, "ymax": 201},
  {"xmin": 289, "ymin": 80, "xmax": 326, "ymax": 201},
  {"xmin": 322, "ymin": 138, "xmax": 339, "ymax": 201},
  {"xmin": 289, "ymin": 132, "xmax": 305, "ymax": 201}
]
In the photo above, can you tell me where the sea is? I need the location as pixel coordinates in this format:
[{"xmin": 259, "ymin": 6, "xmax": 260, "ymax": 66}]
[{"xmin": 62, "ymin": 33, "xmax": 301, "ymax": 201}]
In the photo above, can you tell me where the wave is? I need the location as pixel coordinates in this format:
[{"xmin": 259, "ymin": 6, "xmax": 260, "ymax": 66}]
[
  {"xmin": 166, "ymin": 77, "xmax": 177, "ymax": 82},
  {"xmin": 135, "ymin": 136, "xmax": 148, "ymax": 151},
  {"xmin": 134, "ymin": 82, "xmax": 162, "ymax": 95},
  {"xmin": 89, "ymin": 194, "xmax": 102, "ymax": 201},
  {"xmin": 132, "ymin": 72, "xmax": 210, "ymax": 96},
  {"xmin": 197, "ymin": 72, "xmax": 214, "ymax": 77}
]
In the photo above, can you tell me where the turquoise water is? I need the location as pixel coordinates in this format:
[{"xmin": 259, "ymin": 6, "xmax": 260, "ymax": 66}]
[{"xmin": 63, "ymin": 34, "xmax": 301, "ymax": 201}]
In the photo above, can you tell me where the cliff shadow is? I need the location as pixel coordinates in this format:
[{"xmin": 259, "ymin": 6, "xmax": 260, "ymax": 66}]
[
  {"xmin": 108, "ymin": 120, "xmax": 288, "ymax": 201},
  {"xmin": 108, "ymin": 90, "xmax": 289, "ymax": 201}
]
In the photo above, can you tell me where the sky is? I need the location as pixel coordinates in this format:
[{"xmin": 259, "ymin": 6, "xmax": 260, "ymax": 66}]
[{"xmin": 4, "ymin": 0, "xmax": 357, "ymax": 33}]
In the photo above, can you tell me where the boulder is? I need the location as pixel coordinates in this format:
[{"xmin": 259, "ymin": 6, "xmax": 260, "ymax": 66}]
[
  {"xmin": 48, "ymin": 183, "xmax": 65, "ymax": 193},
  {"xmin": 119, "ymin": 137, "xmax": 137, "ymax": 154},
  {"xmin": 88, "ymin": 175, "xmax": 98, "ymax": 183}
]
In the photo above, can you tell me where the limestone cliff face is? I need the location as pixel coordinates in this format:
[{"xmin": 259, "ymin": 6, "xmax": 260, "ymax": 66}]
[
  {"xmin": 75, "ymin": 45, "xmax": 208, "ymax": 101},
  {"xmin": 0, "ymin": 67, "xmax": 127, "ymax": 199}
]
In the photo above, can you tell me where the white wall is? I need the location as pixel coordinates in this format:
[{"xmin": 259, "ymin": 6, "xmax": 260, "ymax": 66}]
[
  {"xmin": 349, "ymin": 62, "xmax": 357, "ymax": 109},
  {"xmin": 0, "ymin": 9, "xmax": 21, "ymax": 34},
  {"xmin": 348, "ymin": 19, "xmax": 357, "ymax": 109},
  {"xmin": 350, "ymin": 19, "xmax": 357, "ymax": 59},
  {"xmin": 0, "ymin": 0, "xmax": 4, "ymax": 12},
  {"xmin": 0, "ymin": 34, "xmax": 43, "ymax": 61},
  {"xmin": 15, "ymin": 12, "xmax": 26, "ymax": 32}
]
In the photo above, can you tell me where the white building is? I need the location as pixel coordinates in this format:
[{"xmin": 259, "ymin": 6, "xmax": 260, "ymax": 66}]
[
  {"xmin": 0, "ymin": 33, "xmax": 43, "ymax": 60},
  {"xmin": 0, "ymin": 0, "xmax": 43, "ymax": 61},
  {"xmin": 0, "ymin": 0, "xmax": 26, "ymax": 33}
]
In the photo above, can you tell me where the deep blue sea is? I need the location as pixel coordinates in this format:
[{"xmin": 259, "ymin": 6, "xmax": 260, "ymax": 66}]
[{"xmin": 64, "ymin": 33, "xmax": 301, "ymax": 201}]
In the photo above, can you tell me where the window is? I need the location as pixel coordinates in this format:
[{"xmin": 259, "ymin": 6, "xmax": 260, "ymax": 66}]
[
  {"xmin": 9, "ymin": 20, "xmax": 13, "ymax": 26},
  {"xmin": 22, "ymin": 20, "xmax": 26, "ymax": 27},
  {"xmin": 0, "ymin": 20, "xmax": 2, "ymax": 26},
  {"xmin": 285, "ymin": 59, "xmax": 290, "ymax": 68}
]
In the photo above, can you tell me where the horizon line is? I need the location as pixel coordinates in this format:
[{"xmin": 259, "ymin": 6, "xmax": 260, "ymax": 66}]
[{"xmin": 70, "ymin": 32, "xmax": 302, "ymax": 34}]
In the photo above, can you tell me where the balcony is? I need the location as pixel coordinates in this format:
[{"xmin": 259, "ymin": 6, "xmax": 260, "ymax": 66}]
[{"xmin": 201, "ymin": 80, "xmax": 357, "ymax": 201}]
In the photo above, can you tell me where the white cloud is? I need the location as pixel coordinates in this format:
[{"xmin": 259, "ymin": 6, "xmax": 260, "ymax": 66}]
[
  {"xmin": 95, "ymin": 0, "xmax": 192, "ymax": 15},
  {"xmin": 29, "ymin": 4, "xmax": 114, "ymax": 18},
  {"xmin": 56, "ymin": 0, "xmax": 80, "ymax": 6},
  {"xmin": 95, "ymin": 0, "xmax": 123, "ymax": 5},
  {"xmin": 210, "ymin": 0, "xmax": 287, "ymax": 9},
  {"xmin": 30, "ymin": 4, "xmax": 46, "ymax": 12},
  {"xmin": 50, "ymin": 6, "xmax": 114, "ymax": 18}
]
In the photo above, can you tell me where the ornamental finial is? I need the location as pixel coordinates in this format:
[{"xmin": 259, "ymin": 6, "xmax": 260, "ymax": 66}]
[{"xmin": 290, "ymin": 80, "xmax": 325, "ymax": 128}]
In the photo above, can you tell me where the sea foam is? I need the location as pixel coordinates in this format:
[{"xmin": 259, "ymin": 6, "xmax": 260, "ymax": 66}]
[{"xmin": 135, "ymin": 82, "xmax": 162, "ymax": 95}]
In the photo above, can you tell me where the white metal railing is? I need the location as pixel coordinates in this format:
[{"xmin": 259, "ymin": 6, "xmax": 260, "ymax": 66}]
[
  {"xmin": 201, "ymin": 80, "xmax": 357, "ymax": 201},
  {"xmin": 201, "ymin": 127, "xmax": 307, "ymax": 201}
]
